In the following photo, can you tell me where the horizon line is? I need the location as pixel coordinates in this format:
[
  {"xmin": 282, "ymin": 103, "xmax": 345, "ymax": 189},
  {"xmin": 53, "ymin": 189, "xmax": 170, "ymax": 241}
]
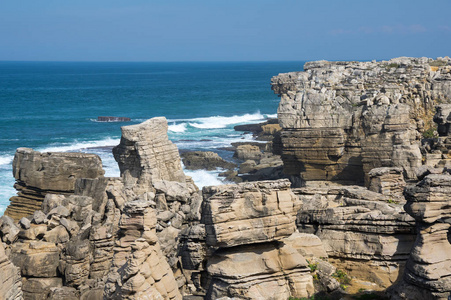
[{"xmin": 0, "ymin": 58, "xmax": 389, "ymax": 63}]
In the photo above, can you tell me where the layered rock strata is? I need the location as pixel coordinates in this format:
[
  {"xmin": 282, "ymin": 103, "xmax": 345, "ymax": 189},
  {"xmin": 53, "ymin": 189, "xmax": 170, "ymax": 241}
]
[
  {"xmin": 113, "ymin": 117, "xmax": 186, "ymax": 191},
  {"xmin": 392, "ymin": 173, "xmax": 451, "ymax": 299},
  {"xmin": 1, "ymin": 117, "xmax": 193, "ymax": 299},
  {"xmin": 295, "ymin": 183, "xmax": 416, "ymax": 288},
  {"xmin": 181, "ymin": 151, "xmax": 236, "ymax": 171},
  {"xmin": 422, "ymin": 104, "xmax": 451, "ymax": 168},
  {"xmin": 202, "ymin": 180, "xmax": 300, "ymax": 248},
  {"xmin": 271, "ymin": 57, "xmax": 451, "ymax": 186},
  {"xmin": 0, "ymin": 242, "xmax": 22, "ymax": 299},
  {"xmin": 179, "ymin": 179, "xmax": 315, "ymax": 299},
  {"xmin": 113, "ymin": 117, "xmax": 202, "ymax": 290},
  {"xmin": 5, "ymin": 148, "xmax": 104, "ymax": 221}
]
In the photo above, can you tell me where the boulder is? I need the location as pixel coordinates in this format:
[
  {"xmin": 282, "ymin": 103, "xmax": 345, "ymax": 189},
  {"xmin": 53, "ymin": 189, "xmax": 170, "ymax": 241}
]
[
  {"xmin": 5, "ymin": 148, "xmax": 104, "ymax": 221},
  {"xmin": 181, "ymin": 151, "xmax": 236, "ymax": 171},
  {"xmin": 207, "ymin": 243, "xmax": 314, "ymax": 300},
  {"xmin": 202, "ymin": 179, "xmax": 301, "ymax": 247}
]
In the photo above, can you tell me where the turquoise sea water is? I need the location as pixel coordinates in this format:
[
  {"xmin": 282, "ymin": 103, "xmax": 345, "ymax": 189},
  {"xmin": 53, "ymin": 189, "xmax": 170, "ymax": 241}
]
[{"xmin": 0, "ymin": 61, "xmax": 304, "ymax": 215}]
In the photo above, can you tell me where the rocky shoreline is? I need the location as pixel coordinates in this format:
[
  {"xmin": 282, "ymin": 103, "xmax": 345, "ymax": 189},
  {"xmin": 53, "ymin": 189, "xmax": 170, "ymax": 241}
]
[{"xmin": 1, "ymin": 57, "xmax": 451, "ymax": 299}]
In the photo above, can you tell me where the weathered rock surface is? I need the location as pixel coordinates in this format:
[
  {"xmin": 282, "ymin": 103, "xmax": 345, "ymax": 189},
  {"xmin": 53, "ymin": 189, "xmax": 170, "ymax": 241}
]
[
  {"xmin": 5, "ymin": 148, "xmax": 104, "ymax": 221},
  {"xmin": 390, "ymin": 173, "xmax": 451, "ymax": 299},
  {"xmin": 207, "ymin": 243, "xmax": 313, "ymax": 300},
  {"xmin": 1, "ymin": 117, "xmax": 193, "ymax": 299},
  {"xmin": 181, "ymin": 151, "xmax": 236, "ymax": 171},
  {"xmin": 368, "ymin": 167, "xmax": 406, "ymax": 199},
  {"xmin": 271, "ymin": 57, "xmax": 451, "ymax": 186},
  {"xmin": 105, "ymin": 200, "xmax": 181, "ymax": 300},
  {"xmin": 0, "ymin": 242, "xmax": 22, "ymax": 300},
  {"xmin": 176, "ymin": 179, "xmax": 315, "ymax": 299},
  {"xmin": 422, "ymin": 104, "xmax": 451, "ymax": 168},
  {"xmin": 295, "ymin": 184, "xmax": 416, "ymax": 288},
  {"xmin": 202, "ymin": 179, "xmax": 301, "ymax": 248},
  {"xmin": 113, "ymin": 117, "xmax": 186, "ymax": 190}
]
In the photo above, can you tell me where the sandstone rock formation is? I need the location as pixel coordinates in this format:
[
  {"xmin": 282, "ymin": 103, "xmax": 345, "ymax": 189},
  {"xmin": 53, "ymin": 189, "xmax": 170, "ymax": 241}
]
[
  {"xmin": 5, "ymin": 148, "xmax": 104, "ymax": 221},
  {"xmin": 181, "ymin": 151, "xmax": 236, "ymax": 171},
  {"xmin": 368, "ymin": 167, "xmax": 406, "ymax": 199},
  {"xmin": 422, "ymin": 104, "xmax": 451, "ymax": 168},
  {"xmin": 0, "ymin": 242, "xmax": 22, "ymax": 299},
  {"xmin": 202, "ymin": 180, "xmax": 300, "ymax": 248},
  {"xmin": 113, "ymin": 117, "xmax": 202, "ymax": 290},
  {"xmin": 179, "ymin": 179, "xmax": 315, "ymax": 299},
  {"xmin": 0, "ymin": 117, "xmax": 193, "ymax": 299},
  {"xmin": 390, "ymin": 173, "xmax": 451, "ymax": 299},
  {"xmin": 271, "ymin": 57, "xmax": 451, "ymax": 186},
  {"xmin": 113, "ymin": 117, "xmax": 186, "ymax": 191},
  {"xmin": 295, "ymin": 183, "xmax": 416, "ymax": 288}
]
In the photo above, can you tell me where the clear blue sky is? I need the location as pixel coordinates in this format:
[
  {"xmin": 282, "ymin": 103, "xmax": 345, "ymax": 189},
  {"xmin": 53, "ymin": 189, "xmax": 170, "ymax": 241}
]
[{"xmin": 1, "ymin": 0, "xmax": 450, "ymax": 62}]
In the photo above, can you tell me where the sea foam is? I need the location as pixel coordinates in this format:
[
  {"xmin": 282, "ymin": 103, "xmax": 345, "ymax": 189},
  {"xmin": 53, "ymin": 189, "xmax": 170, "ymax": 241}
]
[
  {"xmin": 188, "ymin": 112, "xmax": 266, "ymax": 129},
  {"xmin": 37, "ymin": 137, "xmax": 120, "ymax": 153},
  {"xmin": 183, "ymin": 169, "xmax": 224, "ymax": 189},
  {"xmin": 168, "ymin": 122, "xmax": 187, "ymax": 133},
  {"xmin": 0, "ymin": 155, "xmax": 13, "ymax": 166}
]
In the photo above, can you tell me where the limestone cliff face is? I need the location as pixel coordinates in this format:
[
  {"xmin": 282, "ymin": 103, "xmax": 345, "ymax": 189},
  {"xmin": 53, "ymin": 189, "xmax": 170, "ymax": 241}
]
[
  {"xmin": 296, "ymin": 183, "xmax": 416, "ymax": 288},
  {"xmin": 113, "ymin": 117, "xmax": 186, "ymax": 191},
  {"xmin": 390, "ymin": 173, "xmax": 451, "ymax": 300},
  {"xmin": 1, "ymin": 117, "xmax": 194, "ymax": 300},
  {"xmin": 0, "ymin": 242, "xmax": 22, "ymax": 300},
  {"xmin": 271, "ymin": 57, "xmax": 451, "ymax": 186},
  {"xmin": 5, "ymin": 148, "xmax": 105, "ymax": 221},
  {"xmin": 180, "ymin": 179, "xmax": 316, "ymax": 300}
]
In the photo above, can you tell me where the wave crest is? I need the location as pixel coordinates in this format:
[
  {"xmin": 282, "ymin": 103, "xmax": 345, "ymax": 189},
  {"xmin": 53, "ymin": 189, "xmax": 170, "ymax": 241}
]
[
  {"xmin": 187, "ymin": 111, "xmax": 267, "ymax": 129},
  {"xmin": 168, "ymin": 123, "xmax": 187, "ymax": 133},
  {"xmin": 37, "ymin": 137, "xmax": 120, "ymax": 153},
  {"xmin": 0, "ymin": 155, "xmax": 13, "ymax": 166}
]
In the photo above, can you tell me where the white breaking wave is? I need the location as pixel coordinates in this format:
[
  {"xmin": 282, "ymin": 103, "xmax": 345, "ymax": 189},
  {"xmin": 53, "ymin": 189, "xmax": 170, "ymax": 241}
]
[
  {"xmin": 188, "ymin": 112, "xmax": 266, "ymax": 129},
  {"xmin": 168, "ymin": 122, "xmax": 187, "ymax": 133},
  {"xmin": 37, "ymin": 137, "xmax": 120, "ymax": 153},
  {"xmin": 0, "ymin": 155, "xmax": 13, "ymax": 166},
  {"xmin": 265, "ymin": 113, "xmax": 278, "ymax": 119},
  {"xmin": 184, "ymin": 169, "xmax": 224, "ymax": 189}
]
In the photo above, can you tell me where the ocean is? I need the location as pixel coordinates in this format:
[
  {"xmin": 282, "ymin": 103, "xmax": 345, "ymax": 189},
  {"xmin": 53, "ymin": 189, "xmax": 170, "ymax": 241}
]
[{"xmin": 0, "ymin": 61, "xmax": 304, "ymax": 216}]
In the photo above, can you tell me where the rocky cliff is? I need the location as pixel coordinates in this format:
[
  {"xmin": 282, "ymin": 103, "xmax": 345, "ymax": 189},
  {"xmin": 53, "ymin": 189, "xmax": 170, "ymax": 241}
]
[
  {"xmin": 2, "ymin": 57, "xmax": 451, "ymax": 299},
  {"xmin": 295, "ymin": 182, "xmax": 416, "ymax": 289},
  {"xmin": 271, "ymin": 57, "xmax": 451, "ymax": 186},
  {"xmin": 389, "ymin": 172, "xmax": 451, "ymax": 300},
  {"xmin": 5, "ymin": 148, "xmax": 105, "ymax": 221}
]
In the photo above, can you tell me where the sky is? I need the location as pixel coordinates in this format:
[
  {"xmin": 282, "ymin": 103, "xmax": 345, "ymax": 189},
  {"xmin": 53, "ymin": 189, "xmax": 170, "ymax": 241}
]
[{"xmin": 0, "ymin": 0, "xmax": 450, "ymax": 62}]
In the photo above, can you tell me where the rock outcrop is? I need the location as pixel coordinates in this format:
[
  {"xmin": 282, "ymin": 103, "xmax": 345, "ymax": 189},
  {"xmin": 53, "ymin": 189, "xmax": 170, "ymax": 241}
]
[
  {"xmin": 181, "ymin": 151, "xmax": 236, "ymax": 171},
  {"xmin": 422, "ymin": 104, "xmax": 451, "ymax": 168},
  {"xmin": 113, "ymin": 117, "xmax": 202, "ymax": 291},
  {"xmin": 0, "ymin": 242, "xmax": 22, "ymax": 299},
  {"xmin": 1, "ymin": 117, "xmax": 193, "ymax": 299},
  {"xmin": 5, "ymin": 148, "xmax": 104, "ymax": 221},
  {"xmin": 202, "ymin": 180, "xmax": 300, "ymax": 248},
  {"xmin": 391, "ymin": 173, "xmax": 451, "ymax": 299},
  {"xmin": 113, "ymin": 117, "xmax": 186, "ymax": 190},
  {"xmin": 271, "ymin": 57, "xmax": 451, "ymax": 186},
  {"xmin": 295, "ymin": 183, "xmax": 416, "ymax": 288},
  {"xmin": 180, "ymin": 179, "xmax": 315, "ymax": 299}
]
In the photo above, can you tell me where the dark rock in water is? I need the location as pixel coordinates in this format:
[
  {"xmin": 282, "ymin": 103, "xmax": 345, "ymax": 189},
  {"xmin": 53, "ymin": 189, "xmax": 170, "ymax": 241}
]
[
  {"xmin": 233, "ymin": 118, "xmax": 279, "ymax": 134},
  {"xmin": 97, "ymin": 116, "xmax": 131, "ymax": 122},
  {"xmin": 181, "ymin": 151, "xmax": 236, "ymax": 171}
]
